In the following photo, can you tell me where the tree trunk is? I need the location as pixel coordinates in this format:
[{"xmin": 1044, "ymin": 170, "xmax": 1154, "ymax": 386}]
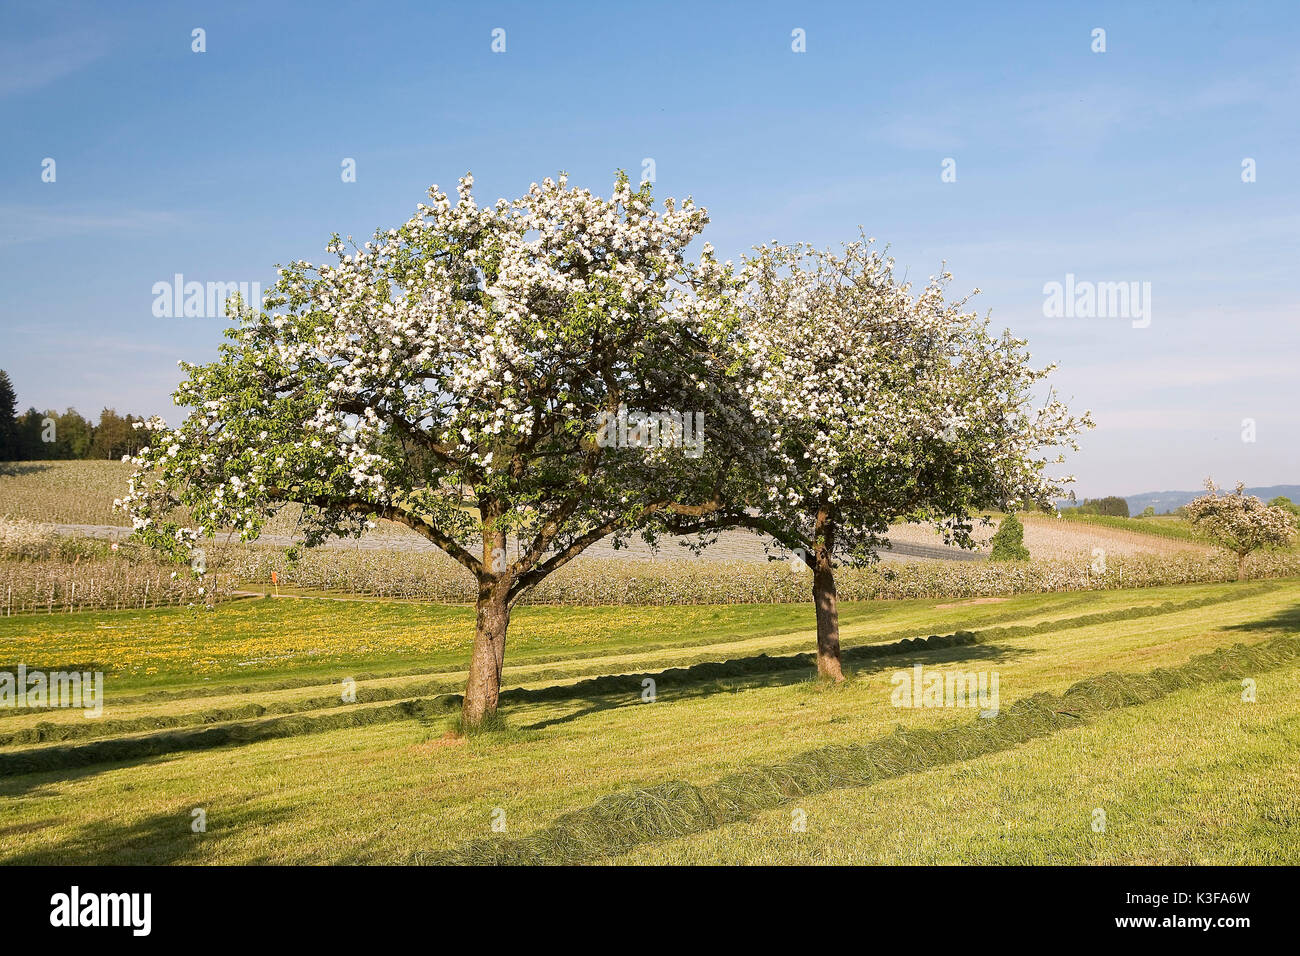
[
  {"xmin": 811, "ymin": 507, "xmax": 844, "ymax": 682},
  {"xmin": 1237, "ymin": 552, "xmax": 1248, "ymax": 582},
  {"xmin": 461, "ymin": 515, "xmax": 512, "ymax": 728},
  {"xmin": 462, "ymin": 580, "xmax": 510, "ymax": 727}
]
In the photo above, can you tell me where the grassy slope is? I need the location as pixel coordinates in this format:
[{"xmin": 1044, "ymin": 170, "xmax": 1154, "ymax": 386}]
[{"xmin": 1, "ymin": 578, "xmax": 1296, "ymax": 864}]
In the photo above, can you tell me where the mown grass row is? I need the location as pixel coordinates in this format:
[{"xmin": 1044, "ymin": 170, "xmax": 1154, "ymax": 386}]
[
  {"xmin": 0, "ymin": 583, "xmax": 1274, "ymax": 746},
  {"xmin": 427, "ymin": 633, "xmax": 1300, "ymax": 865},
  {"xmin": 0, "ymin": 630, "xmax": 981, "ymax": 774},
  {"xmin": 3, "ymin": 579, "xmax": 1278, "ymax": 715}
]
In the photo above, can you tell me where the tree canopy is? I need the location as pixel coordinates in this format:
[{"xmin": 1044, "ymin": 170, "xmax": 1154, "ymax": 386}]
[
  {"xmin": 1186, "ymin": 480, "xmax": 1296, "ymax": 580},
  {"xmin": 663, "ymin": 238, "xmax": 1090, "ymax": 676},
  {"xmin": 121, "ymin": 173, "xmax": 747, "ymax": 722}
]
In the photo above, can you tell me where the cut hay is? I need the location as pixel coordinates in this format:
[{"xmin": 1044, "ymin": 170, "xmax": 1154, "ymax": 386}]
[
  {"xmin": 0, "ymin": 584, "xmax": 1283, "ymax": 776},
  {"xmin": 428, "ymin": 634, "xmax": 1300, "ymax": 865}
]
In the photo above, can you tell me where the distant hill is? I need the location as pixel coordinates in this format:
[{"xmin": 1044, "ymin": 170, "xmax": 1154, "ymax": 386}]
[{"xmin": 1125, "ymin": 485, "xmax": 1300, "ymax": 515}]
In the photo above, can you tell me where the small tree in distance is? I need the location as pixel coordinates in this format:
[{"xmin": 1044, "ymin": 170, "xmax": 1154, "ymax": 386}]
[
  {"xmin": 1185, "ymin": 480, "xmax": 1296, "ymax": 580},
  {"xmin": 989, "ymin": 513, "xmax": 1030, "ymax": 560}
]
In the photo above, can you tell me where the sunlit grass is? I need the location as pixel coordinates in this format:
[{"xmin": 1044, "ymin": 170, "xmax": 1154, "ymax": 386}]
[{"xmin": 0, "ymin": 578, "xmax": 1295, "ymax": 864}]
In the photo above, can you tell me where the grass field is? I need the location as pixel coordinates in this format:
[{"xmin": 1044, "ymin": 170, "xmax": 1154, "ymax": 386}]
[{"xmin": 1, "ymin": 577, "xmax": 1296, "ymax": 864}]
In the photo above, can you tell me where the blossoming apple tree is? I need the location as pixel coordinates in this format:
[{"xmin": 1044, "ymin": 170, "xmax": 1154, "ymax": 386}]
[
  {"xmin": 671, "ymin": 239, "xmax": 1093, "ymax": 680},
  {"xmin": 1185, "ymin": 480, "xmax": 1296, "ymax": 580},
  {"xmin": 120, "ymin": 173, "xmax": 745, "ymax": 725}
]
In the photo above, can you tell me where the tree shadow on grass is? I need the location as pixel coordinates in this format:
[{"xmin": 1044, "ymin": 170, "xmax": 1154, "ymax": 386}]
[
  {"xmin": 0, "ymin": 630, "xmax": 1018, "ymax": 783},
  {"xmin": 1223, "ymin": 602, "xmax": 1300, "ymax": 635},
  {"xmin": 0, "ymin": 751, "xmax": 208, "ymax": 798},
  {"xmin": 0, "ymin": 801, "xmax": 297, "ymax": 865},
  {"xmin": 518, "ymin": 642, "xmax": 1027, "ymax": 731}
]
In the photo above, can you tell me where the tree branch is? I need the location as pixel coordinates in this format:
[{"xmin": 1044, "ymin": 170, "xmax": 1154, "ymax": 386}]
[{"xmin": 267, "ymin": 488, "xmax": 484, "ymax": 576}]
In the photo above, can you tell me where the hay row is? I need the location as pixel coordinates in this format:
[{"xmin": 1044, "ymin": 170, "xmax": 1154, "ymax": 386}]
[
  {"xmin": 0, "ymin": 584, "xmax": 1278, "ymax": 764},
  {"xmin": 428, "ymin": 634, "xmax": 1300, "ymax": 865},
  {"xmin": 0, "ymin": 629, "xmax": 980, "ymax": 773},
  {"xmin": 0, "ymin": 696, "xmax": 462, "ymax": 777},
  {"xmin": 0, "ymin": 581, "xmax": 1270, "ymax": 727}
]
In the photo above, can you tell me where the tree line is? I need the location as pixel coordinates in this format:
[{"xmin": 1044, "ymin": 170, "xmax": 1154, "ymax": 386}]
[
  {"xmin": 1062, "ymin": 495, "xmax": 1130, "ymax": 517},
  {"xmin": 0, "ymin": 370, "xmax": 147, "ymax": 461}
]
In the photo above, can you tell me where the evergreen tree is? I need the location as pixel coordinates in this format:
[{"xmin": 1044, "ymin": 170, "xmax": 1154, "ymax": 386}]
[{"xmin": 0, "ymin": 370, "xmax": 17, "ymax": 460}]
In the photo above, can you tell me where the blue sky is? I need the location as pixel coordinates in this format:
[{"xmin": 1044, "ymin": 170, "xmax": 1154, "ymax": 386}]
[{"xmin": 1, "ymin": 0, "xmax": 1297, "ymax": 497}]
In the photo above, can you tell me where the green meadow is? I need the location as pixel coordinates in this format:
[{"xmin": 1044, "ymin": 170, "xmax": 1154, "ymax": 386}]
[{"xmin": 1, "ymin": 577, "xmax": 1296, "ymax": 864}]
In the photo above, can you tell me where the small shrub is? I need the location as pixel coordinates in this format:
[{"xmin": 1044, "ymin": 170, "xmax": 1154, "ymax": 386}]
[{"xmin": 989, "ymin": 514, "xmax": 1030, "ymax": 561}]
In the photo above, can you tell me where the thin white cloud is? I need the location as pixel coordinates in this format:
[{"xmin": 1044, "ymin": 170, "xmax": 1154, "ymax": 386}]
[
  {"xmin": 0, "ymin": 29, "xmax": 109, "ymax": 97},
  {"xmin": 0, "ymin": 206, "xmax": 183, "ymax": 245},
  {"xmin": 875, "ymin": 118, "xmax": 963, "ymax": 152},
  {"xmin": 1090, "ymin": 408, "xmax": 1234, "ymax": 433},
  {"xmin": 1062, "ymin": 356, "xmax": 1298, "ymax": 392}
]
